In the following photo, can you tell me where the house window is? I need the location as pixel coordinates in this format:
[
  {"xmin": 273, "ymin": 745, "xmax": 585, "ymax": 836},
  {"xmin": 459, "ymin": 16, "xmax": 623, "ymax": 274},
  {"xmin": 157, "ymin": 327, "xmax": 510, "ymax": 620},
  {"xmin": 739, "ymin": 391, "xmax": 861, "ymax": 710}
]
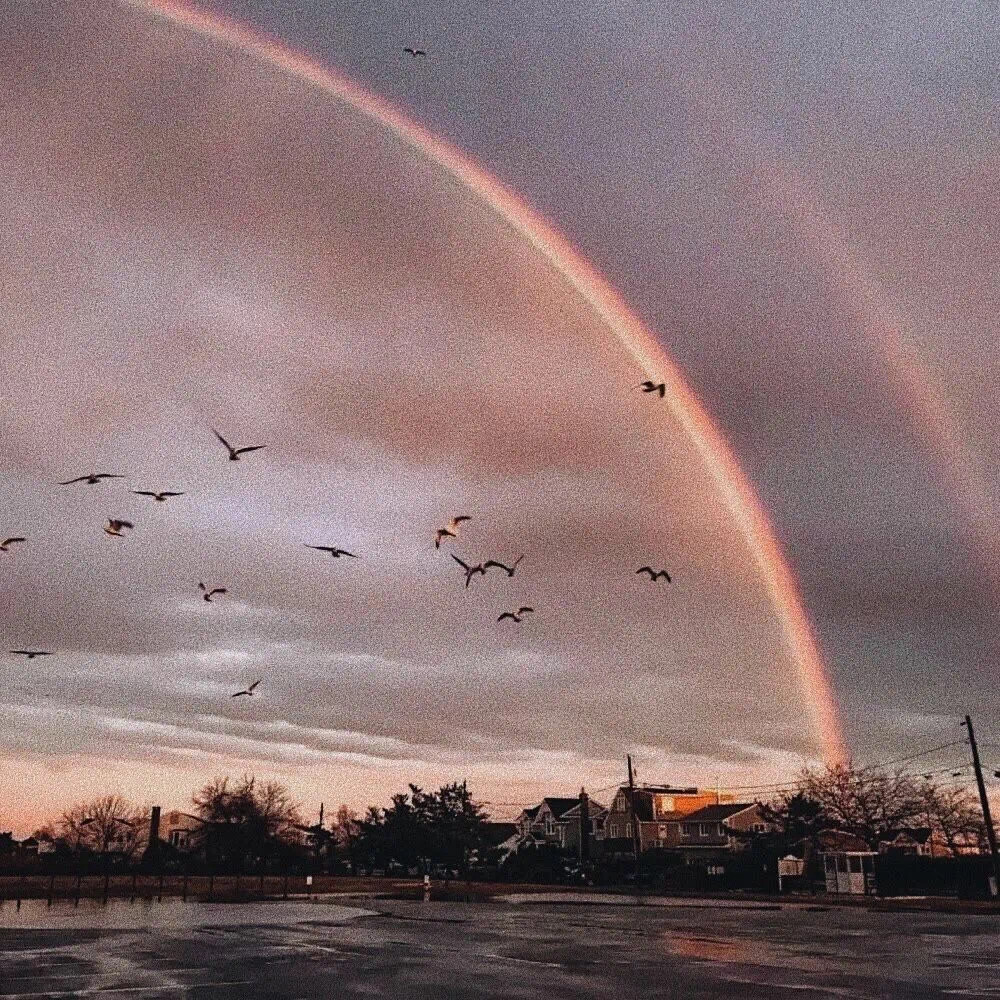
[
  {"xmin": 681, "ymin": 824, "xmax": 692, "ymax": 837},
  {"xmin": 699, "ymin": 824, "xmax": 714, "ymax": 837},
  {"xmin": 659, "ymin": 796, "xmax": 674, "ymax": 813},
  {"xmin": 625, "ymin": 822, "xmax": 632, "ymax": 838},
  {"xmin": 545, "ymin": 818, "xmax": 554, "ymax": 835},
  {"xmin": 752, "ymin": 823, "xmax": 766, "ymax": 833}
]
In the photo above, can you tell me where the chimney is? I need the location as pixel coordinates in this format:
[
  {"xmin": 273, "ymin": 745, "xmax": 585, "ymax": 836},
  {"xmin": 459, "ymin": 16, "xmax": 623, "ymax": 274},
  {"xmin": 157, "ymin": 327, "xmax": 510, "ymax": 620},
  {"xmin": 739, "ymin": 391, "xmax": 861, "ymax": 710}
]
[
  {"xmin": 142, "ymin": 806, "xmax": 162, "ymax": 871},
  {"xmin": 147, "ymin": 806, "xmax": 161, "ymax": 847}
]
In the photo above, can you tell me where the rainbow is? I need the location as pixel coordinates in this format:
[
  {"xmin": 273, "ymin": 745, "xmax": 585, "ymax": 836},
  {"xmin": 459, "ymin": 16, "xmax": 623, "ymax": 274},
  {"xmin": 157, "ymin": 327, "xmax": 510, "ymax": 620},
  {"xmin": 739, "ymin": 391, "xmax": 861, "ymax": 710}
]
[{"xmin": 121, "ymin": 0, "xmax": 848, "ymax": 763}]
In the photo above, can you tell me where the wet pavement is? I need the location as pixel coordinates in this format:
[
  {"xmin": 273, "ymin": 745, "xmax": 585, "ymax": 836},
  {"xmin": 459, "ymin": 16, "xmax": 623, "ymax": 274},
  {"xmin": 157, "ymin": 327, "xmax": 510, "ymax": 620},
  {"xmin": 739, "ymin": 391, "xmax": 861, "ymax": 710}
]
[{"xmin": 1, "ymin": 895, "xmax": 997, "ymax": 997}]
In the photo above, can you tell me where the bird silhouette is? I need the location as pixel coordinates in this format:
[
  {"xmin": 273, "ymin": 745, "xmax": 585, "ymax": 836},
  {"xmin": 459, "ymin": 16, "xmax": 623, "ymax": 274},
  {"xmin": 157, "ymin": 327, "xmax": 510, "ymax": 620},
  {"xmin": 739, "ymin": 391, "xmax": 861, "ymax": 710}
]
[
  {"xmin": 637, "ymin": 566, "xmax": 672, "ymax": 583},
  {"xmin": 212, "ymin": 428, "xmax": 266, "ymax": 462},
  {"xmin": 435, "ymin": 515, "xmax": 471, "ymax": 549},
  {"xmin": 232, "ymin": 680, "xmax": 261, "ymax": 698},
  {"xmin": 638, "ymin": 381, "xmax": 666, "ymax": 398},
  {"xmin": 484, "ymin": 555, "xmax": 524, "ymax": 578},
  {"xmin": 10, "ymin": 650, "xmax": 52, "ymax": 659},
  {"xmin": 403, "ymin": 46, "xmax": 427, "ymax": 57},
  {"xmin": 498, "ymin": 606, "xmax": 534, "ymax": 623},
  {"xmin": 198, "ymin": 582, "xmax": 228, "ymax": 603},
  {"xmin": 451, "ymin": 553, "xmax": 486, "ymax": 588},
  {"xmin": 304, "ymin": 545, "xmax": 358, "ymax": 559},
  {"xmin": 132, "ymin": 490, "xmax": 184, "ymax": 502},
  {"xmin": 0, "ymin": 537, "xmax": 26, "ymax": 552},
  {"xmin": 104, "ymin": 519, "xmax": 134, "ymax": 537},
  {"xmin": 58, "ymin": 473, "xmax": 125, "ymax": 485}
]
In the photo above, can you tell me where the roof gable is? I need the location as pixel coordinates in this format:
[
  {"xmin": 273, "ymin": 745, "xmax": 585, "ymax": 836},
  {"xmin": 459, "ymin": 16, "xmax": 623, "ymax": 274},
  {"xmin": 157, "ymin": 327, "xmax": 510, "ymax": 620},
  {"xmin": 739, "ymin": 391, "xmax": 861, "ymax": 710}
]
[{"xmin": 681, "ymin": 803, "xmax": 757, "ymax": 823}]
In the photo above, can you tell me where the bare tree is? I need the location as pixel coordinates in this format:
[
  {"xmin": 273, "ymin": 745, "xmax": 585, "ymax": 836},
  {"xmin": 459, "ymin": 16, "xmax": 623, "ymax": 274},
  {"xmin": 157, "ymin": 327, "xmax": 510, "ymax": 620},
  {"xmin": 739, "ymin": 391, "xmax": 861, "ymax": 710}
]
[
  {"xmin": 57, "ymin": 795, "xmax": 145, "ymax": 860},
  {"xmin": 798, "ymin": 764, "xmax": 925, "ymax": 849},
  {"xmin": 192, "ymin": 775, "xmax": 303, "ymax": 870},
  {"xmin": 918, "ymin": 780, "xmax": 987, "ymax": 856},
  {"xmin": 331, "ymin": 804, "xmax": 360, "ymax": 849}
]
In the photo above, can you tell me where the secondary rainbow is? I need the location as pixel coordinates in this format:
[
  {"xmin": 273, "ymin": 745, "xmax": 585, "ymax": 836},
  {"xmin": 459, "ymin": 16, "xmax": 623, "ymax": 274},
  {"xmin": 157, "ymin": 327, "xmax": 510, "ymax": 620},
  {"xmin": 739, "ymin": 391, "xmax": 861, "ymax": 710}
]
[{"xmin": 123, "ymin": 0, "xmax": 848, "ymax": 764}]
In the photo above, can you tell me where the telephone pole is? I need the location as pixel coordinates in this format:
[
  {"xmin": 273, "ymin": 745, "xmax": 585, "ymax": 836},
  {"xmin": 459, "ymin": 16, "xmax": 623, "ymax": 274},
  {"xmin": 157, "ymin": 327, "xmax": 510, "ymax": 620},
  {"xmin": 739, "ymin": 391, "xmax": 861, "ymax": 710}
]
[
  {"xmin": 578, "ymin": 787, "xmax": 589, "ymax": 865},
  {"xmin": 627, "ymin": 754, "xmax": 641, "ymax": 879},
  {"xmin": 964, "ymin": 715, "xmax": 1000, "ymax": 896}
]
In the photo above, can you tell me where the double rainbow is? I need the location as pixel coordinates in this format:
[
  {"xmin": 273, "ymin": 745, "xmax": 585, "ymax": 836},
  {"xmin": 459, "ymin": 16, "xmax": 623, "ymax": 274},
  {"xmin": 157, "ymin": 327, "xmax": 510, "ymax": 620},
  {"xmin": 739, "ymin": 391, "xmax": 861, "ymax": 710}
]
[{"xmin": 122, "ymin": 0, "xmax": 848, "ymax": 763}]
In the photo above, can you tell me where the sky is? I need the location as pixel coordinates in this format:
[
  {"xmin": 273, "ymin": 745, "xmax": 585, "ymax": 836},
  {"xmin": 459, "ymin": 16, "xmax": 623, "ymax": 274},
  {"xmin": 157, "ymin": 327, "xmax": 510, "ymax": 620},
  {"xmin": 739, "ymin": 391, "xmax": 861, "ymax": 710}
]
[{"xmin": 1, "ymin": 0, "xmax": 998, "ymax": 834}]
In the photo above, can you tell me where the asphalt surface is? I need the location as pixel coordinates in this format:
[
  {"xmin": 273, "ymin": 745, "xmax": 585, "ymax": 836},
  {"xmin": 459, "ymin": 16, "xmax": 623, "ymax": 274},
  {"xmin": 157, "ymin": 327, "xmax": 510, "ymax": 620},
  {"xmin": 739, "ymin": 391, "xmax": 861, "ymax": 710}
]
[{"xmin": 1, "ymin": 894, "xmax": 998, "ymax": 998}]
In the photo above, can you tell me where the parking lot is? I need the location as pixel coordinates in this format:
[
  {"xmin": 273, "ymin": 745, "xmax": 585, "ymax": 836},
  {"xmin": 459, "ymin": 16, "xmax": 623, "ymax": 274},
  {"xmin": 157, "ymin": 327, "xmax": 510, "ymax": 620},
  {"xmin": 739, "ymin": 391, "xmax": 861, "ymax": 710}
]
[{"xmin": 1, "ymin": 894, "xmax": 998, "ymax": 998}]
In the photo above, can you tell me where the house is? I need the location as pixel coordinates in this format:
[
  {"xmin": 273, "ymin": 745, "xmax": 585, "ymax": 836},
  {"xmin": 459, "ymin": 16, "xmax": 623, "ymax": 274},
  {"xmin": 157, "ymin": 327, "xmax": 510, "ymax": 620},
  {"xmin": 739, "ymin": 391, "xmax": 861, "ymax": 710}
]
[
  {"xmin": 514, "ymin": 805, "xmax": 542, "ymax": 839},
  {"xmin": 676, "ymin": 803, "xmax": 770, "ymax": 859},
  {"xmin": 878, "ymin": 828, "xmax": 933, "ymax": 857},
  {"xmin": 18, "ymin": 837, "xmax": 40, "ymax": 856},
  {"xmin": 602, "ymin": 785, "xmax": 736, "ymax": 854},
  {"xmin": 554, "ymin": 798, "xmax": 607, "ymax": 856},
  {"xmin": 508, "ymin": 795, "xmax": 606, "ymax": 857},
  {"xmin": 533, "ymin": 798, "xmax": 581, "ymax": 847},
  {"xmin": 161, "ymin": 810, "xmax": 203, "ymax": 851}
]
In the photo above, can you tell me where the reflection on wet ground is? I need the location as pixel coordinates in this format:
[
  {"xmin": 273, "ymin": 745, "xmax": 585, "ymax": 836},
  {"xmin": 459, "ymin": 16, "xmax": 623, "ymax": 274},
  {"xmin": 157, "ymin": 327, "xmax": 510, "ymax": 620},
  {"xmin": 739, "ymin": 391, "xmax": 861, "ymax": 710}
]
[{"xmin": 1, "ymin": 897, "xmax": 998, "ymax": 998}]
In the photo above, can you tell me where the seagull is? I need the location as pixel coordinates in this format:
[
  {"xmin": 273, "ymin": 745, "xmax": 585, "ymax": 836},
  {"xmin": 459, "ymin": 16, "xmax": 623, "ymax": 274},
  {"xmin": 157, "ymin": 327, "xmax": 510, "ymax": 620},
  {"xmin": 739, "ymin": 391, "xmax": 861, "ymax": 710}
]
[
  {"xmin": 484, "ymin": 555, "xmax": 524, "ymax": 578},
  {"xmin": 637, "ymin": 566, "xmax": 672, "ymax": 583},
  {"xmin": 498, "ymin": 606, "xmax": 534, "ymax": 623},
  {"xmin": 403, "ymin": 46, "xmax": 427, "ymax": 57},
  {"xmin": 10, "ymin": 650, "xmax": 52, "ymax": 660},
  {"xmin": 132, "ymin": 490, "xmax": 185, "ymax": 502},
  {"xmin": 0, "ymin": 537, "xmax": 26, "ymax": 552},
  {"xmin": 231, "ymin": 680, "xmax": 261, "ymax": 698},
  {"xmin": 638, "ymin": 381, "xmax": 666, "ymax": 398},
  {"xmin": 198, "ymin": 582, "xmax": 228, "ymax": 603},
  {"xmin": 435, "ymin": 515, "xmax": 471, "ymax": 549},
  {"xmin": 212, "ymin": 428, "xmax": 266, "ymax": 462},
  {"xmin": 451, "ymin": 554, "xmax": 486, "ymax": 589},
  {"xmin": 104, "ymin": 519, "xmax": 134, "ymax": 537},
  {"xmin": 304, "ymin": 545, "xmax": 358, "ymax": 559},
  {"xmin": 57, "ymin": 473, "xmax": 125, "ymax": 485}
]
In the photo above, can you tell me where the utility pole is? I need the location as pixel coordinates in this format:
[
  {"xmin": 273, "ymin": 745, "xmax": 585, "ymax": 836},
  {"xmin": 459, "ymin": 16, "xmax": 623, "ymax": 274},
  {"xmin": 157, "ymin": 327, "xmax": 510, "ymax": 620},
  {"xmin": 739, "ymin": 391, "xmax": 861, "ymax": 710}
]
[
  {"xmin": 578, "ymin": 787, "xmax": 589, "ymax": 865},
  {"xmin": 964, "ymin": 715, "xmax": 1000, "ymax": 897},
  {"xmin": 627, "ymin": 754, "xmax": 641, "ymax": 880}
]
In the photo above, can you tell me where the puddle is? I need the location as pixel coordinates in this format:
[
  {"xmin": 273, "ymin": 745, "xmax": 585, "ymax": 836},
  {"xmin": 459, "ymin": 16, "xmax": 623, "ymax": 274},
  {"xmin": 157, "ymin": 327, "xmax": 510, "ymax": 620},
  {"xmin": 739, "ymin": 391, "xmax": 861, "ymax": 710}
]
[
  {"xmin": 0, "ymin": 897, "xmax": 376, "ymax": 931},
  {"xmin": 665, "ymin": 932, "xmax": 841, "ymax": 974}
]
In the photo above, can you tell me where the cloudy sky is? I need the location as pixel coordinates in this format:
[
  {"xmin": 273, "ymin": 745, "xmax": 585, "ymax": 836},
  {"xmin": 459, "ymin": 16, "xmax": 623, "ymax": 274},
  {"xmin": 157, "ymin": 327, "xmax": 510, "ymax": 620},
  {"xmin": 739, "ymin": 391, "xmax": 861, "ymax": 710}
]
[{"xmin": 2, "ymin": 0, "xmax": 998, "ymax": 834}]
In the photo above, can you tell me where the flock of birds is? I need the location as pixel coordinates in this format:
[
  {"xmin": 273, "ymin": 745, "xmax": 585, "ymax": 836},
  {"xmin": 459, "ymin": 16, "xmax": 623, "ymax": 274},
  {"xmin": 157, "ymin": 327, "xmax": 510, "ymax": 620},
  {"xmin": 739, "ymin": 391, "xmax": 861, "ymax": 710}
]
[{"xmin": 5, "ymin": 327, "xmax": 675, "ymax": 700}]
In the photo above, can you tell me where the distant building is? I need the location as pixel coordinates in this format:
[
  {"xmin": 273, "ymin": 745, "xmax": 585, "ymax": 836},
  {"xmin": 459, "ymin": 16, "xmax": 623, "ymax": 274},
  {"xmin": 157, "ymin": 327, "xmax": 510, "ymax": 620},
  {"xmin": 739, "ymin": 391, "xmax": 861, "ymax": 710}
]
[
  {"xmin": 161, "ymin": 810, "xmax": 203, "ymax": 851},
  {"xmin": 676, "ymin": 803, "xmax": 770, "ymax": 859},
  {"xmin": 603, "ymin": 785, "xmax": 736, "ymax": 854},
  {"xmin": 878, "ymin": 828, "xmax": 933, "ymax": 857}
]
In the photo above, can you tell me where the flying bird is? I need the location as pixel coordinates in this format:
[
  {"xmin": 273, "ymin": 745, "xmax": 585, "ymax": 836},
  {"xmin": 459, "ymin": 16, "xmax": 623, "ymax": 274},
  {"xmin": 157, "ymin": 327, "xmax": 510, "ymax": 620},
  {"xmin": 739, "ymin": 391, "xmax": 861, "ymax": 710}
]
[
  {"xmin": 198, "ymin": 582, "xmax": 228, "ymax": 603},
  {"xmin": 451, "ymin": 554, "xmax": 486, "ymax": 588},
  {"xmin": 212, "ymin": 428, "xmax": 266, "ymax": 462},
  {"xmin": 638, "ymin": 381, "xmax": 666, "ymax": 397},
  {"xmin": 0, "ymin": 537, "xmax": 26, "ymax": 552},
  {"xmin": 58, "ymin": 473, "xmax": 125, "ymax": 485},
  {"xmin": 435, "ymin": 515, "xmax": 471, "ymax": 549},
  {"xmin": 498, "ymin": 606, "xmax": 534, "ymax": 623},
  {"xmin": 304, "ymin": 545, "xmax": 358, "ymax": 559},
  {"xmin": 484, "ymin": 555, "xmax": 524, "ymax": 578},
  {"xmin": 231, "ymin": 680, "xmax": 261, "ymax": 698},
  {"xmin": 104, "ymin": 519, "xmax": 134, "ymax": 537},
  {"xmin": 10, "ymin": 650, "xmax": 52, "ymax": 660},
  {"xmin": 637, "ymin": 566, "xmax": 672, "ymax": 583},
  {"xmin": 403, "ymin": 46, "xmax": 427, "ymax": 57},
  {"xmin": 132, "ymin": 490, "xmax": 184, "ymax": 502}
]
